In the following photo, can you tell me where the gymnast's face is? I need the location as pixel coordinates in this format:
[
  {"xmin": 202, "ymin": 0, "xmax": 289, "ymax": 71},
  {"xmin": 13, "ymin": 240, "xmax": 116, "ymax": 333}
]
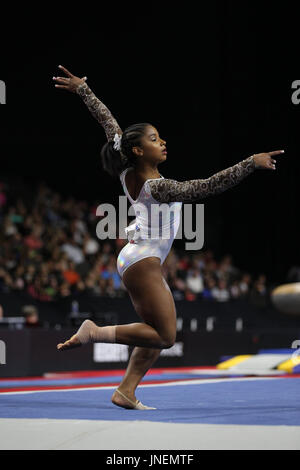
[{"xmin": 133, "ymin": 126, "xmax": 167, "ymax": 164}]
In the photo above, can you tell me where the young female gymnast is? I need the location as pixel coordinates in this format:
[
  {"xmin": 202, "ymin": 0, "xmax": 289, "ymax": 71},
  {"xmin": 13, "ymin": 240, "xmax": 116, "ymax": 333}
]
[{"xmin": 53, "ymin": 66, "xmax": 284, "ymax": 410}]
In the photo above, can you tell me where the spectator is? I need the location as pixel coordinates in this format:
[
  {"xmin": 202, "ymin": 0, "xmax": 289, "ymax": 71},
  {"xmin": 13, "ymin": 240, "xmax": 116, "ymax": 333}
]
[
  {"xmin": 203, "ymin": 258, "xmax": 218, "ymax": 278},
  {"xmin": 100, "ymin": 257, "xmax": 122, "ymax": 291},
  {"xmin": 71, "ymin": 217, "xmax": 87, "ymax": 245},
  {"xmin": 97, "ymin": 277, "xmax": 108, "ymax": 295},
  {"xmin": 239, "ymin": 273, "xmax": 252, "ymax": 298},
  {"xmin": 106, "ymin": 277, "xmax": 118, "ymax": 297},
  {"xmin": 24, "ymin": 225, "xmax": 44, "ymax": 250},
  {"xmin": 216, "ymin": 254, "xmax": 240, "ymax": 283},
  {"xmin": 99, "ymin": 241, "xmax": 114, "ymax": 265},
  {"xmin": 22, "ymin": 305, "xmax": 41, "ymax": 327},
  {"xmin": 24, "ymin": 265, "xmax": 37, "ymax": 285},
  {"xmin": 229, "ymin": 280, "xmax": 241, "ymax": 299},
  {"xmin": 211, "ymin": 279, "xmax": 230, "ymax": 302},
  {"xmin": 186, "ymin": 267, "xmax": 204, "ymax": 297},
  {"xmin": 168, "ymin": 272, "xmax": 186, "ymax": 300},
  {"xmin": 61, "ymin": 237, "xmax": 84, "ymax": 265},
  {"xmin": 202, "ymin": 277, "xmax": 217, "ymax": 300},
  {"xmin": 27, "ymin": 276, "xmax": 52, "ymax": 302},
  {"xmin": 0, "ymin": 267, "xmax": 13, "ymax": 293},
  {"xmin": 59, "ymin": 281, "xmax": 72, "ymax": 297},
  {"xmin": 192, "ymin": 253, "xmax": 206, "ymax": 271},
  {"xmin": 3, "ymin": 215, "xmax": 18, "ymax": 237},
  {"xmin": 44, "ymin": 276, "xmax": 59, "ymax": 299},
  {"xmin": 185, "ymin": 287, "xmax": 197, "ymax": 301},
  {"xmin": 250, "ymin": 278, "xmax": 267, "ymax": 307},
  {"xmin": 177, "ymin": 254, "xmax": 190, "ymax": 272},
  {"xmin": 13, "ymin": 266, "xmax": 25, "ymax": 290},
  {"xmin": 83, "ymin": 233, "xmax": 99, "ymax": 256},
  {"xmin": 62, "ymin": 261, "xmax": 81, "ymax": 286},
  {"xmin": 257, "ymin": 274, "xmax": 267, "ymax": 289}
]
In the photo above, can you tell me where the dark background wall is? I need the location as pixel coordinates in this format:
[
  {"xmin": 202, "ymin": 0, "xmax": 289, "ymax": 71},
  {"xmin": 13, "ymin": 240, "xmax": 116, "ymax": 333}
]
[
  {"xmin": 1, "ymin": 327, "xmax": 298, "ymax": 377},
  {"xmin": 1, "ymin": 1, "xmax": 299, "ymax": 283}
]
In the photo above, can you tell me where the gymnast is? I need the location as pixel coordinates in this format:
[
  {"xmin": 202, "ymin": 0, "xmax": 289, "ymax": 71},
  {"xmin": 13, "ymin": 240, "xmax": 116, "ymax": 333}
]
[{"xmin": 53, "ymin": 66, "xmax": 284, "ymax": 410}]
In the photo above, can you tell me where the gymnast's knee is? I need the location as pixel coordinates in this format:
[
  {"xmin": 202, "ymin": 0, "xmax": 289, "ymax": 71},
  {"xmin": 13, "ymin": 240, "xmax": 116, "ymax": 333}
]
[{"xmin": 160, "ymin": 335, "xmax": 176, "ymax": 350}]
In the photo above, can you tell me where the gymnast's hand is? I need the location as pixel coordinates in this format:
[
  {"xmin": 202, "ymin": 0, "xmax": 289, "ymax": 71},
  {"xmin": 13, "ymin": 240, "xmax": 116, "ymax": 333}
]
[
  {"xmin": 53, "ymin": 65, "xmax": 87, "ymax": 92},
  {"xmin": 252, "ymin": 150, "xmax": 285, "ymax": 170}
]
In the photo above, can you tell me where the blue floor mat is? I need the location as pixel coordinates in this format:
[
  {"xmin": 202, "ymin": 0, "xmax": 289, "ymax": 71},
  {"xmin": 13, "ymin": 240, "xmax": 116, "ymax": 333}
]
[{"xmin": 1, "ymin": 378, "xmax": 299, "ymax": 426}]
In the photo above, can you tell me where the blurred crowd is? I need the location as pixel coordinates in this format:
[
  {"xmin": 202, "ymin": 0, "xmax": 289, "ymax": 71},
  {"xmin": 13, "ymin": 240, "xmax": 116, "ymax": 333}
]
[{"xmin": 0, "ymin": 179, "xmax": 269, "ymax": 306}]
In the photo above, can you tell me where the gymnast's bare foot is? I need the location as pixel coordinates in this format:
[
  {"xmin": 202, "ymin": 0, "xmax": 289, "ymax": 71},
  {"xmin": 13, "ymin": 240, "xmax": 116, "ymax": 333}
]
[{"xmin": 57, "ymin": 334, "xmax": 81, "ymax": 351}]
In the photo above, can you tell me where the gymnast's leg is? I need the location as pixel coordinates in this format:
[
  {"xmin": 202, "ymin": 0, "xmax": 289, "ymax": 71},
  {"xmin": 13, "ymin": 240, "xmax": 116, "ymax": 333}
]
[
  {"xmin": 57, "ymin": 257, "xmax": 176, "ymax": 409},
  {"xmin": 111, "ymin": 346, "xmax": 161, "ymax": 409},
  {"xmin": 110, "ymin": 258, "xmax": 176, "ymax": 409},
  {"xmin": 57, "ymin": 257, "xmax": 176, "ymax": 351},
  {"xmin": 57, "ymin": 259, "xmax": 176, "ymax": 351}
]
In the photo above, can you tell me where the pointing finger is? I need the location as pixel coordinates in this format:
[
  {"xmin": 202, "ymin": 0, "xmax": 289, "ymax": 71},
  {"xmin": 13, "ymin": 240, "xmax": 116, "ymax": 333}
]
[{"xmin": 268, "ymin": 150, "xmax": 285, "ymax": 156}]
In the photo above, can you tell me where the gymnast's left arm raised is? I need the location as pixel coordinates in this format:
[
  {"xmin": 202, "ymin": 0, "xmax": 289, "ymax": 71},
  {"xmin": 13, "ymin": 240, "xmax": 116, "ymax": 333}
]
[{"xmin": 53, "ymin": 65, "xmax": 122, "ymax": 142}]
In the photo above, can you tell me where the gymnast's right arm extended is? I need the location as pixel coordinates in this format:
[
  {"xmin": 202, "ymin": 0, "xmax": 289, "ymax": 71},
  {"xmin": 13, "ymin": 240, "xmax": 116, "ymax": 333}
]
[{"xmin": 146, "ymin": 151, "xmax": 285, "ymax": 203}]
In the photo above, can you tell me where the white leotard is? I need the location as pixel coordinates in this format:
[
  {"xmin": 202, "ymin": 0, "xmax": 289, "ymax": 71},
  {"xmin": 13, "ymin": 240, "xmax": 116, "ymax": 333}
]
[{"xmin": 117, "ymin": 167, "xmax": 182, "ymax": 277}]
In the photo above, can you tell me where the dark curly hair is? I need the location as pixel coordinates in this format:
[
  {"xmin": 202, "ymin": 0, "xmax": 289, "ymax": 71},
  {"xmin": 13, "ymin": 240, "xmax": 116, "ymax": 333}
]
[{"xmin": 100, "ymin": 123, "xmax": 152, "ymax": 178}]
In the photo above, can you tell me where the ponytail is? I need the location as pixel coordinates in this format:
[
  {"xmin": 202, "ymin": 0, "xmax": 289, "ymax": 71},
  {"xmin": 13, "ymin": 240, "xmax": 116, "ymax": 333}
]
[{"xmin": 100, "ymin": 141, "xmax": 125, "ymax": 178}]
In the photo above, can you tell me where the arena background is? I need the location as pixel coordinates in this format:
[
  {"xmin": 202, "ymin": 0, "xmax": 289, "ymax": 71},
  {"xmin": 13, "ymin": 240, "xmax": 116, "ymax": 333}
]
[
  {"xmin": 2, "ymin": 2, "xmax": 300, "ymax": 452},
  {"xmin": 1, "ymin": 3, "xmax": 300, "ymax": 375},
  {"xmin": 1, "ymin": 2, "xmax": 299, "ymax": 281}
]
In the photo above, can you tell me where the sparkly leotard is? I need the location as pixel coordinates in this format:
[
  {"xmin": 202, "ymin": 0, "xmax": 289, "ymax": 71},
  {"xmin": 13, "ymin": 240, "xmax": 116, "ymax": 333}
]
[
  {"xmin": 76, "ymin": 82, "xmax": 257, "ymax": 277},
  {"xmin": 117, "ymin": 167, "xmax": 182, "ymax": 276}
]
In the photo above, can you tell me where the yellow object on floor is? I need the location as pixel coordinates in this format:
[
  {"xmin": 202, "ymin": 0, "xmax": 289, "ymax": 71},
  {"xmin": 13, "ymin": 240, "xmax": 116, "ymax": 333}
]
[
  {"xmin": 216, "ymin": 355, "xmax": 252, "ymax": 370},
  {"xmin": 277, "ymin": 356, "xmax": 300, "ymax": 373}
]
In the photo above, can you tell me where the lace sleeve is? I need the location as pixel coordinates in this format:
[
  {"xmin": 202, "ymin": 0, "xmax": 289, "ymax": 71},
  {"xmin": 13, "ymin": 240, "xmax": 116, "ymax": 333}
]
[
  {"xmin": 147, "ymin": 155, "xmax": 256, "ymax": 203},
  {"xmin": 76, "ymin": 82, "xmax": 122, "ymax": 142}
]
